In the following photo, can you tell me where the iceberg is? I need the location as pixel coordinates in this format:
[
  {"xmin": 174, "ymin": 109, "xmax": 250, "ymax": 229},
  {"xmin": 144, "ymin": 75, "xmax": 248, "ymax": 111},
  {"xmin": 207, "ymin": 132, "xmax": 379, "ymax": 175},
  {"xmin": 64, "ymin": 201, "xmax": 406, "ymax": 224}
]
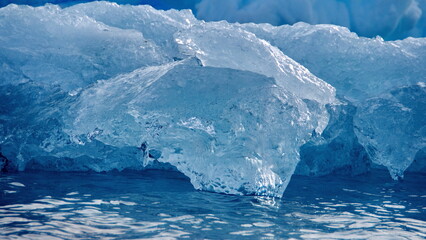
[
  {"xmin": 354, "ymin": 84, "xmax": 426, "ymax": 179},
  {"xmin": 0, "ymin": 2, "xmax": 424, "ymax": 196},
  {"xmin": 0, "ymin": 3, "xmax": 167, "ymax": 90},
  {"xmin": 240, "ymin": 22, "xmax": 426, "ymax": 102},
  {"xmin": 239, "ymin": 22, "xmax": 426, "ymax": 178},
  {"xmin": 64, "ymin": 59, "xmax": 330, "ymax": 196},
  {"xmin": 0, "ymin": 60, "xmax": 329, "ymax": 197},
  {"xmin": 0, "ymin": 2, "xmax": 336, "ymax": 196}
]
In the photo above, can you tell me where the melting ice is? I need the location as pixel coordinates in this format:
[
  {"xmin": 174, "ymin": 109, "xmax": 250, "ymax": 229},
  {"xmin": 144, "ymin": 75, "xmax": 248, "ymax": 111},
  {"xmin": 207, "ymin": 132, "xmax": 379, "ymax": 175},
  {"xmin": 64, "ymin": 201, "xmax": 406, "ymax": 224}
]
[{"xmin": 0, "ymin": 2, "xmax": 425, "ymax": 197}]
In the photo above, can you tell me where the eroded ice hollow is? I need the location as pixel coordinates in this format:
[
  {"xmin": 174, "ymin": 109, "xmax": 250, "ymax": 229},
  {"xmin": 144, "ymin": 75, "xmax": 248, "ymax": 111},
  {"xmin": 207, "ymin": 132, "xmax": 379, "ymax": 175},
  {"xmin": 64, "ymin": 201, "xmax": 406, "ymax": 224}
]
[{"xmin": 0, "ymin": 2, "xmax": 424, "ymax": 196}]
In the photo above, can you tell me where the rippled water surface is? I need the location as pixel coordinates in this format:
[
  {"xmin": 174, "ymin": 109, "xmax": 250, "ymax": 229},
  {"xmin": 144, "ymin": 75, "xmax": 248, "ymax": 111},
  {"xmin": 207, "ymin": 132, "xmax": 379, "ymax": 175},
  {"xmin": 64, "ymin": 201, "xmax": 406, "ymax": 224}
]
[{"xmin": 1, "ymin": 170, "xmax": 425, "ymax": 239}]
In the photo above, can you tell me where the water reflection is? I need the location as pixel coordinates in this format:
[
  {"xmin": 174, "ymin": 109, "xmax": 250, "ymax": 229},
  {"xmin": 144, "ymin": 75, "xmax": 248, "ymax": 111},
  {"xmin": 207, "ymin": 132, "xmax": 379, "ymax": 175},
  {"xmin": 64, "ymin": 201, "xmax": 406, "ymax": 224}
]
[{"xmin": 0, "ymin": 170, "xmax": 425, "ymax": 239}]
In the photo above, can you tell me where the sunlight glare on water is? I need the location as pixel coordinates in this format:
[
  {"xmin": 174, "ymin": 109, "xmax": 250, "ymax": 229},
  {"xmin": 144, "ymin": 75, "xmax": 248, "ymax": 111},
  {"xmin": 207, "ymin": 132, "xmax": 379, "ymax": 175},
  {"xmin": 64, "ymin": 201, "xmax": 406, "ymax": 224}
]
[{"xmin": 1, "ymin": 170, "xmax": 425, "ymax": 239}]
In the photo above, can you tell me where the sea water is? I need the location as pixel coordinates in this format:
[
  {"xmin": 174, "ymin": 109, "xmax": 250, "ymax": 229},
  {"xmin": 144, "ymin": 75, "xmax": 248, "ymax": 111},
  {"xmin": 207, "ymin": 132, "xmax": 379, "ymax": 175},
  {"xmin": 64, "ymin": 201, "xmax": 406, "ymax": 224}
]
[{"xmin": 1, "ymin": 170, "xmax": 425, "ymax": 239}]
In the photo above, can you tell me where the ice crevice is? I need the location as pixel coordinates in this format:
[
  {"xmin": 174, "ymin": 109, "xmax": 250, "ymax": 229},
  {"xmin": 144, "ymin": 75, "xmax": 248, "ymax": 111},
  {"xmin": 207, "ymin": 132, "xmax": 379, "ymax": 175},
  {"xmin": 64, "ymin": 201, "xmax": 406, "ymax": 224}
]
[{"xmin": 0, "ymin": 2, "xmax": 425, "ymax": 197}]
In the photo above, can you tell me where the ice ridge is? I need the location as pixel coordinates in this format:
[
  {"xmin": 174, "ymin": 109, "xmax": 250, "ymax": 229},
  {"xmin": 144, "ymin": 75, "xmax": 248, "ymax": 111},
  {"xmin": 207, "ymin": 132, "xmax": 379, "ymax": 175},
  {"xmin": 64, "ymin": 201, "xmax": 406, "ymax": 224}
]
[{"xmin": 0, "ymin": 2, "xmax": 424, "ymax": 196}]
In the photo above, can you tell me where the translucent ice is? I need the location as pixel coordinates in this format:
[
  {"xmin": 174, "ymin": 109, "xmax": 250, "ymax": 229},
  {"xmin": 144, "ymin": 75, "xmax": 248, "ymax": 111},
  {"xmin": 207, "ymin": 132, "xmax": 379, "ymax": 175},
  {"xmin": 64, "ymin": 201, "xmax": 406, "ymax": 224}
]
[
  {"xmin": 241, "ymin": 22, "xmax": 426, "ymax": 102},
  {"xmin": 0, "ymin": 3, "xmax": 167, "ymax": 90},
  {"xmin": 0, "ymin": 1, "xmax": 424, "ymax": 195},
  {"xmin": 0, "ymin": 3, "xmax": 336, "ymax": 196},
  {"xmin": 64, "ymin": 59, "xmax": 329, "ymax": 196},
  {"xmin": 240, "ymin": 22, "xmax": 426, "ymax": 178},
  {"xmin": 67, "ymin": 2, "xmax": 198, "ymax": 58},
  {"xmin": 355, "ymin": 84, "xmax": 426, "ymax": 179}
]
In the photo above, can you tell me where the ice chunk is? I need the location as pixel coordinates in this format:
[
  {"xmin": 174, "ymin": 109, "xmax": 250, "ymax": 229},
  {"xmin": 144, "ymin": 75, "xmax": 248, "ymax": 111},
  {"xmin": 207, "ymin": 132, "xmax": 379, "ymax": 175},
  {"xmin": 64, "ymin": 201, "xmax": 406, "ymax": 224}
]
[
  {"xmin": 0, "ymin": 4, "xmax": 336, "ymax": 194},
  {"xmin": 174, "ymin": 22, "xmax": 336, "ymax": 106},
  {"xmin": 0, "ymin": 4, "xmax": 167, "ymax": 90},
  {"xmin": 67, "ymin": 2, "xmax": 197, "ymax": 58},
  {"xmin": 354, "ymin": 84, "xmax": 426, "ymax": 179},
  {"xmin": 240, "ymin": 22, "xmax": 425, "ymax": 178},
  {"xmin": 0, "ymin": 59, "xmax": 331, "ymax": 196},
  {"xmin": 63, "ymin": 59, "xmax": 328, "ymax": 196},
  {"xmin": 241, "ymin": 22, "xmax": 426, "ymax": 102},
  {"xmin": 69, "ymin": 2, "xmax": 337, "ymax": 106},
  {"xmin": 0, "ymin": 1, "xmax": 422, "ymax": 195}
]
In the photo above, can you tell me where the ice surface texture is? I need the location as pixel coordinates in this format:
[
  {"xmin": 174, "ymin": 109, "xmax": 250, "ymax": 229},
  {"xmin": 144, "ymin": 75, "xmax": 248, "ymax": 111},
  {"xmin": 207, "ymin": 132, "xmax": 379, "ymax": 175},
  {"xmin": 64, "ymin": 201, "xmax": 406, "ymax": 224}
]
[
  {"xmin": 0, "ymin": 2, "xmax": 425, "ymax": 196},
  {"xmin": 239, "ymin": 22, "xmax": 426, "ymax": 178},
  {"xmin": 0, "ymin": 2, "xmax": 336, "ymax": 197},
  {"xmin": 355, "ymin": 84, "xmax": 426, "ymax": 179},
  {"xmin": 241, "ymin": 23, "xmax": 426, "ymax": 102}
]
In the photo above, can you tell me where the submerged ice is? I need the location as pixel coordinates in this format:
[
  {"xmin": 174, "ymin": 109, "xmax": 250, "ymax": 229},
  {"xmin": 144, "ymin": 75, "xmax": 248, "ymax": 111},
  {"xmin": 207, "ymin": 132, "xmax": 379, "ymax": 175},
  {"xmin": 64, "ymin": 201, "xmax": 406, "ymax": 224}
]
[{"xmin": 0, "ymin": 2, "xmax": 425, "ymax": 196}]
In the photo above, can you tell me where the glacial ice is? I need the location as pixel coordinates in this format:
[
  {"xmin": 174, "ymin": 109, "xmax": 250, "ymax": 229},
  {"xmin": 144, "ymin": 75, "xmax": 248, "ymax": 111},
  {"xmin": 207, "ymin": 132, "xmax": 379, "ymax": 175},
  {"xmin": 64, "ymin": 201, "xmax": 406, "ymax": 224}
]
[
  {"xmin": 354, "ymin": 84, "xmax": 426, "ymax": 179},
  {"xmin": 0, "ymin": 3, "xmax": 167, "ymax": 90},
  {"xmin": 239, "ymin": 22, "xmax": 426, "ymax": 178},
  {"xmin": 240, "ymin": 22, "xmax": 426, "ymax": 102},
  {"xmin": 0, "ymin": 2, "xmax": 425, "ymax": 196},
  {"xmin": 66, "ymin": 59, "xmax": 329, "ymax": 196},
  {"xmin": 0, "ymin": 2, "xmax": 337, "ymax": 196},
  {"xmin": 0, "ymin": 60, "xmax": 327, "ymax": 197}
]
